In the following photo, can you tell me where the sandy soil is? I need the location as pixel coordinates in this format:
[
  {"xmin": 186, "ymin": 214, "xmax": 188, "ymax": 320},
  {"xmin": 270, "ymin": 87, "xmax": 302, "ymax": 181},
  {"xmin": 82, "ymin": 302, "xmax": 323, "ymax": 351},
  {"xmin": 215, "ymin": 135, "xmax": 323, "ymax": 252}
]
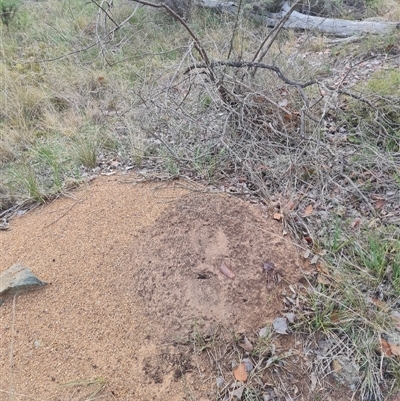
[{"xmin": 1, "ymin": 175, "xmax": 311, "ymax": 401}]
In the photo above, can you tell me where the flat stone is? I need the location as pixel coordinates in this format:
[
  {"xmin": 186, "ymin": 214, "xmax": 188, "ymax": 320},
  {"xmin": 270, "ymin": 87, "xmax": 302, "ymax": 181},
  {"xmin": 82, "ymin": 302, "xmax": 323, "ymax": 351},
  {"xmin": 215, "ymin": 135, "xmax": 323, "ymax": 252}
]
[{"xmin": 0, "ymin": 263, "xmax": 46, "ymax": 298}]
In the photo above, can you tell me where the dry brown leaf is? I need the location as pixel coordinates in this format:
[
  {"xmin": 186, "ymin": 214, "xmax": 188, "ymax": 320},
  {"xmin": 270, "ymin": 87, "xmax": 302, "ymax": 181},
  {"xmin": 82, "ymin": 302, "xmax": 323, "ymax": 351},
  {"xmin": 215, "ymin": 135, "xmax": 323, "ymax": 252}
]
[
  {"xmin": 316, "ymin": 265, "xmax": 329, "ymax": 275},
  {"xmin": 317, "ymin": 274, "xmax": 334, "ymax": 286},
  {"xmin": 375, "ymin": 199, "xmax": 385, "ymax": 209},
  {"xmin": 331, "ymin": 359, "xmax": 342, "ymax": 373},
  {"xmin": 219, "ymin": 262, "xmax": 235, "ymax": 279},
  {"xmin": 304, "ymin": 236, "xmax": 313, "ymax": 244},
  {"xmin": 370, "ymin": 297, "xmax": 389, "ymax": 311},
  {"xmin": 239, "ymin": 336, "xmax": 254, "ymax": 352},
  {"xmin": 380, "ymin": 338, "xmax": 392, "ymax": 356},
  {"xmin": 389, "ymin": 342, "xmax": 400, "ymax": 357},
  {"xmin": 330, "ymin": 311, "xmax": 340, "ymax": 323},
  {"xmin": 304, "ymin": 204, "xmax": 314, "ymax": 216},
  {"xmin": 233, "ymin": 362, "xmax": 248, "ymax": 382},
  {"xmin": 273, "ymin": 213, "xmax": 283, "ymax": 221}
]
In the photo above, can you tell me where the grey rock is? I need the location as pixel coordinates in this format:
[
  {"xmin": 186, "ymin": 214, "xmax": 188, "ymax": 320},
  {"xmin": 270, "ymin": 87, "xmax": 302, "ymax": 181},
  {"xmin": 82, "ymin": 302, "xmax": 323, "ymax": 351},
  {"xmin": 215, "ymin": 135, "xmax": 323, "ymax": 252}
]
[{"xmin": 0, "ymin": 263, "xmax": 46, "ymax": 299}]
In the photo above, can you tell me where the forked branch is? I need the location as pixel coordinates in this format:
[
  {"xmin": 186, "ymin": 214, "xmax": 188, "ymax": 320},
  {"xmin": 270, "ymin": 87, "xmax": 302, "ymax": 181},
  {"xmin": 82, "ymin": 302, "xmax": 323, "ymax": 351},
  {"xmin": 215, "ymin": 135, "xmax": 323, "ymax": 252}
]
[{"xmin": 185, "ymin": 60, "xmax": 317, "ymax": 88}]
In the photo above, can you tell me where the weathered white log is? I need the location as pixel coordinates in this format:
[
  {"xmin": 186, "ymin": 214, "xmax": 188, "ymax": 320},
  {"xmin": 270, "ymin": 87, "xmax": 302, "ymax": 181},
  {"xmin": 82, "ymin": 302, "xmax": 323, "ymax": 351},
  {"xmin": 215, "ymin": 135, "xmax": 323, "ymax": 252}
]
[
  {"xmin": 196, "ymin": 0, "xmax": 238, "ymax": 13},
  {"xmin": 196, "ymin": 0, "xmax": 400, "ymax": 37},
  {"xmin": 273, "ymin": 2, "xmax": 399, "ymax": 36}
]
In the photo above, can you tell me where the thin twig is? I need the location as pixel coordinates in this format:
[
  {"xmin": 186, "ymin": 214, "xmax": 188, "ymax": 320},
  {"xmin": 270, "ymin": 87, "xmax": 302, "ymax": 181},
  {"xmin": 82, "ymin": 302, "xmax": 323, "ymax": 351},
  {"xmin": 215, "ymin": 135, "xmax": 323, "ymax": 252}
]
[
  {"xmin": 0, "ymin": 204, "xmax": 19, "ymax": 219},
  {"xmin": 0, "ymin": 389, "xmax": 43, "ymax": 400},
  {"xmin": 109, "ymin": 2, "xmax": 142, "ymax": 35},
  {"xmin": 16, "ymin": 42, "xmax": 99, "ymax": 64},
  {"xmin": 44, "ymin": 197, "xmax": 83, "ymax": 228},
  {"xmin": 90, "ymin": 0, "xmax": 120, "ymax": 28},
  {"xmin": 252, "ymin": 0, "xmax": 300, "ymax": 64},
  {"xmin": 340, "ymin": 173, "xmax": 376, "ymax": 216},
  {"xmin": 147, "ymin": 130, "xmax": 188, "ymax": 164}
]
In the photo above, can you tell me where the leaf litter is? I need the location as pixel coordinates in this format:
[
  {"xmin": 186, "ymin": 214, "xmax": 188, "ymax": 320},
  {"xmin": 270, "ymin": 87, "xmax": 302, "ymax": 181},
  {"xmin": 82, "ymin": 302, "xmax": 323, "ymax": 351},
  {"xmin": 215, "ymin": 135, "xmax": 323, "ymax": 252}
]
[
  {"xmin": 238, "ymin": 335, "xmax": 254, "ymax": 353},
  {"xmin": 219, "ymin": 261, "xmax": 236, "ymax": 279},
  {"xmin": 273, "ymin": 317, "xmax": 289, "ymax": 335},
  {"xmin": 233, "ymin": 362, "xmax": 248, "ymax": 382}
]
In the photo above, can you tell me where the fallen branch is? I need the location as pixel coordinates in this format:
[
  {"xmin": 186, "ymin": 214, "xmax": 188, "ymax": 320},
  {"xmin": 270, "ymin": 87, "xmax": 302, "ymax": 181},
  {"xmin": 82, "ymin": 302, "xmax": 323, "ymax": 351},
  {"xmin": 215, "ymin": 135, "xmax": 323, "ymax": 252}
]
[
  {"xmin": 197, "ymin": 0, "xmax": 400, "ymax": 37},
  {"xmin": 185, "ymin": 60, "xmax": 317, "ymax": 88}
]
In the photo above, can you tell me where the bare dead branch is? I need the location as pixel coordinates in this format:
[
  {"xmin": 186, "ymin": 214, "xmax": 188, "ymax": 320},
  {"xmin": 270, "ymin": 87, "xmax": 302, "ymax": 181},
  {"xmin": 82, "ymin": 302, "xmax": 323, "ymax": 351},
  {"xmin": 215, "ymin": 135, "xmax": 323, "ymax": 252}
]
[
  {"xmin": 227, "ymin": 0, "xmax": 243, "ymax": 60},
  {"xmin": 185, "ymin": 60, "xmax": 317, "ymax": 88}
]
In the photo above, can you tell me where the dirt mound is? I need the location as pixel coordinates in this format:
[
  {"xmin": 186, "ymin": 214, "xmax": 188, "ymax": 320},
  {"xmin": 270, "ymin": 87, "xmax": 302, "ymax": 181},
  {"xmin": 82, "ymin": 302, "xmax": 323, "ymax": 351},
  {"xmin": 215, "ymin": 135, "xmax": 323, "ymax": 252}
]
[
  {"xmin": 0, "ymin": 175, "xmax": 306, "ymax": 401},
  {"xmin": 131, "ymin": 192, "xmax": 303, "ymax": 336}
]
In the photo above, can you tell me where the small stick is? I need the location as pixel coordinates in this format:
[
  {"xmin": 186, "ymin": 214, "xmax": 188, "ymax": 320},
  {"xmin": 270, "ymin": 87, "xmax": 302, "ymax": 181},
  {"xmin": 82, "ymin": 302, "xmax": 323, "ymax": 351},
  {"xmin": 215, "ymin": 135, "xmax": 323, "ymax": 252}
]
[
  {"xmin": 44, "ymin": 197, "xmax": 83, "ymax": 228},
  {"xmin": 341, "ymin": 173, "xmax": 376, "ymax": 216}
]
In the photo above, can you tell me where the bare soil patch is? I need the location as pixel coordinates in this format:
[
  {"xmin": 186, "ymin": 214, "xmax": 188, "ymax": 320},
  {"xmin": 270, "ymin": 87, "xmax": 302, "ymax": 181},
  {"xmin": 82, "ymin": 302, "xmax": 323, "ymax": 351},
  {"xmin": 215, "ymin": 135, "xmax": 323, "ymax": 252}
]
[{"xmin": 1, "ymin": 175, "xmax": 313, "ymax": 400}]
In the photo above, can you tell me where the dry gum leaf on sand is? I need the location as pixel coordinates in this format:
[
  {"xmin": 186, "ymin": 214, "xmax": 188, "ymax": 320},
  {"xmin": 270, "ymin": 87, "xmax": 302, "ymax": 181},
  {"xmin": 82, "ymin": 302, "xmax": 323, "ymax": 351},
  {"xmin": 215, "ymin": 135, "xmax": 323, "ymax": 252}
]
[
  {"xmin": 303, "ymin": 204, "xmax": 314, "ymax": 217},
  {"xmin": 239, "ymin": 336, "xmax": 253, "ymax": 353},
  {"xmin": 273, "ymin": 213, "xmax": 283, "ymax": 221},
  {"xmin": 219, "ymin": 262, "xmax": 235, "ymax": 279},
  {"xmin": 233, "ymin": 362, "xmax": 248, "ymax": 382}
]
